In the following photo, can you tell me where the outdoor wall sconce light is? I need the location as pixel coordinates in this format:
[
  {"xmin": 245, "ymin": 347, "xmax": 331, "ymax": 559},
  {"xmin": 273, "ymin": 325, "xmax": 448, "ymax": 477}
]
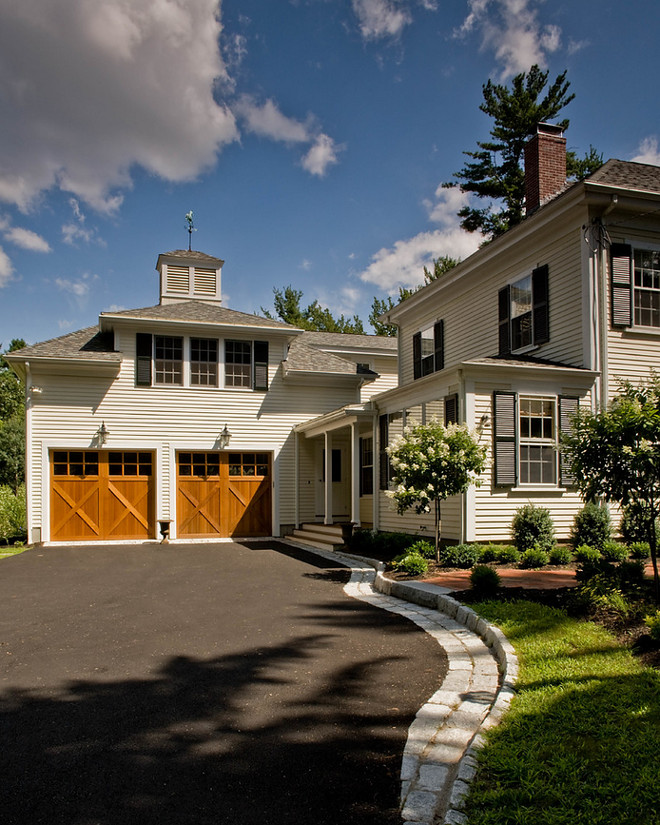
[
  {"xmin": 96, "ymin": 421, "xmax": 109, "ymax": 445},
  {"xmin": 218, "ymin": 424, "xmax": 231, "ymax": 448},
  {"xmin": 479, "ymin": 414, "xmax": 490, "ymax": 430}
]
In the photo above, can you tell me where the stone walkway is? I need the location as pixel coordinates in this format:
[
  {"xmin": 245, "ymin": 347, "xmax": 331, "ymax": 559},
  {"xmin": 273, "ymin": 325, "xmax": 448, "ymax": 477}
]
[{"xmin": 294, "ymin": 544, "xmax": 518, "ymax": 825}]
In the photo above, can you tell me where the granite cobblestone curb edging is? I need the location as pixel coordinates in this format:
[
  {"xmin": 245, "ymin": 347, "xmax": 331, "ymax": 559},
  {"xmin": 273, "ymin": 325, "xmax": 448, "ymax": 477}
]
[{"xmin": 283, "ymin": 542, "xmax": 518, "ymax": 825}]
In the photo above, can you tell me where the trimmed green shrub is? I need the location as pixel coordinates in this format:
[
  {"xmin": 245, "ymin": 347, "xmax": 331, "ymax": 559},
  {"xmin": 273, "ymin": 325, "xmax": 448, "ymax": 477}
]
[
  {"xmin": 618, "ymin": 559, "xmax": 647, "ymax": 591},
  {"xmin": 519, "ymin": 546, "xmax": 550, "ymax": 569},
  {"xmin": 0, "ymin": 484, "xmax": 26, "ymax": 542},
  {"xmin": 629, "ymin": 541, "xmax": 651, "ymax": 560},
  {"xmin": 601, "ymin": 540, "xmax": 629, "ymax": 562},
  {"xmin": 620, "ymin": 501, "xmax": 658, "ymax": 545},
  {"xmin": 407, "ymin": 540, "xmax": 436, "ymax": 559},
  {"xmin": 348, "ymin": 529, "xmax": 416, "ymax": 559},
  {"xmin": 549, "ymin": 545, "xmax": 572, "ymax": 565},
  {"xmin": 393, "ymin": 552, "xmax": 429, "ymax": 576},
  {"xmin": 644, "ymin": 610, "xmax": 660, "ymax": 641},
  {"xmin": 511, "ymin": 504, "xmax": 555, "ymax": 553},
  {"xmin": 493, "ymin": 545, "xmax": 521, "ymax": 565},
  {"xmin": 570, "ymin": 501, "xmax": 612, "ymax": 549},
  {"xmin": 573, "ymin": 544, "xmax": 601, "ymax": 564},
  {"xmin": 438, "ymin": 543, "xmax": 482, "ymax": 569},
  {"xmin": 470, "ymin": 564, "xmax": 501, "ymax": 596}
]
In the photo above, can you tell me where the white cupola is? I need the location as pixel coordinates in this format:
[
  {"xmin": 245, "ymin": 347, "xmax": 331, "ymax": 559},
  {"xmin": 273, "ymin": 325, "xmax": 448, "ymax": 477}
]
[{"xmin": 156, "ymin": 250, "xmax": 224, "ymax": 305}]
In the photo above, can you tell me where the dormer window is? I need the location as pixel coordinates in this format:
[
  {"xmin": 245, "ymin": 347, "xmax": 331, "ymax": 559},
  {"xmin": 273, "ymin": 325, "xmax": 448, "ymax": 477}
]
[{"xmin": 191, "ymin": 338, "xmax": 218, "ymax": 386}]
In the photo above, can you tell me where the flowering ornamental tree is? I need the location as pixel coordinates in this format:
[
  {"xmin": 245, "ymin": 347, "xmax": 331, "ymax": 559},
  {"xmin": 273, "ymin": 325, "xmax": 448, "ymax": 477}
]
[
  {"xmin": 561, "ymin": 375, "xmax": 660, "ymax": 603},
  {"xmin": 386, "ymin": 421, "xmax": 487, "ymax": 561}
]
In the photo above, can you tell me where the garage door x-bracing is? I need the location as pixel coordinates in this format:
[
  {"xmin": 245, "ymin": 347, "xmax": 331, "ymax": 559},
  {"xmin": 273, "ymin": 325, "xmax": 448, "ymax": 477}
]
[
  {"xmin": 51, "ymin": 451, "xmax": 155, "ymax": 541},
  {"xmin": 177, "ymin": 452, "xmax": 272, "ymax": 538}
]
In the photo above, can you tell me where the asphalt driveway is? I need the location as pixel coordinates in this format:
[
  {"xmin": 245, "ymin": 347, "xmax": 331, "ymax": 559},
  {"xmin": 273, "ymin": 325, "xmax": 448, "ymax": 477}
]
[{"xmin": 0, "ymin": 541, "xmax": 448, "ymax": 825}]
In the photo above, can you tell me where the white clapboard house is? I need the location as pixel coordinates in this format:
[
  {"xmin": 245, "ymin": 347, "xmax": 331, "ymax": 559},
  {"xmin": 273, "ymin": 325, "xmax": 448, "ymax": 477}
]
[{"xmin": 8, "ymin": 125, "xmax": 660, "ymax": 546}]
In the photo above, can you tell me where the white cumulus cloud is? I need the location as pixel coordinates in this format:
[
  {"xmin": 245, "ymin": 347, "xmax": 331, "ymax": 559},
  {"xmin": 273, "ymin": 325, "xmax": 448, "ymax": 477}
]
[
  {"xmin": 352, "ymin": 0, "xmax": 412, "ymax": 40},
  {"xmin": 237, "ymin": 97, "xmax": 342, "ymax": 177},
  {"xmin": 0, "ymin": 216, "xmax": 51, "ymax": 252},
  {"xmin": 302, "ymin": 134, "xmax": 342, "ymax": 177},
  {"xmin": 0, "ymin": 246, "xmax": 13, "ymax": 287},
  {"xmin": 455, "ymin": 0, "xmax": 562, "ymax": 79},
  {"xmin": 358, "ymin": 186, "xmax": 480, "ymax": 291},
  {"xmin": 631, "ymin": 137, "xmax": 660, "ymax": 167},
  {"xmin": 0, "ymin": 0, "xmax": 238, "ymax": 213}
]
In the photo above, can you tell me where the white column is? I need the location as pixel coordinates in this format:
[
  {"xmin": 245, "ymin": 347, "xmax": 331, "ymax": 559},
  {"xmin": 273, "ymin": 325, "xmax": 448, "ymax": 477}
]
[
  {"xmin": 324, "ymin": 431, "xmax": 332, "ymax": 524},
  {"xmin": 351, "ymin": 422, "xmax": 361, "ymax": 526}
]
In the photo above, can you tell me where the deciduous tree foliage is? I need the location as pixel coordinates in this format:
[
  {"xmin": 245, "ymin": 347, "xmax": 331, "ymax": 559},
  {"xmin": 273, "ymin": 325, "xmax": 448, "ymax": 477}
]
[
  {"xmin": 561, "ymin": 376, "xmax": 660, "ymax": 601},
  {"xmin": 446, "ymin": 65, "xmax": 602, "ymax": 239},
  {"xmin": 0, "ymin": 339, "xmax": 26, "ymax": 491},
  {"xmin": 386, "ymin": 421, "xmax": 486, "ymax": 560},
  {"xmin": 261, "ymin": 285, "xmax": 365, "ymax": 333}
]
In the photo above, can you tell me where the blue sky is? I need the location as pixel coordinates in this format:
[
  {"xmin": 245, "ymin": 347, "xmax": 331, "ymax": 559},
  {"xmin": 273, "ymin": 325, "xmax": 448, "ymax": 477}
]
[{"xmin": 1, "ymin": 0, "xmax": 659, "ymax": 346}]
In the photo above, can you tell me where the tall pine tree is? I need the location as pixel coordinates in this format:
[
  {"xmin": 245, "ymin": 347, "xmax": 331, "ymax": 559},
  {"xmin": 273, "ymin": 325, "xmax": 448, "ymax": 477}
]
[{"xmin": 446, "ymin": 65, "xmax": 601, "ymax": 239}]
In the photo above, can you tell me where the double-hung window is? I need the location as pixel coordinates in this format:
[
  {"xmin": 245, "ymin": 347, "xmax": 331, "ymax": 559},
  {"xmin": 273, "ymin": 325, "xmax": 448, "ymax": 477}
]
[
  {"xmin": 190, "ymin": 338, "xmax": 218, "ymax": 386},
  {"xmin": 613, "ymin": 244, "xmax": 660, "ymax": 329},
  {"xmin": 498, "ymin": 265, "xmax": 549, "ymax": 354},
  {"xmin": 413, "ymin": 320, "xmax": 444, "ymax": 379},
  {"xmin": 154, "ymin": 335, "xmax": 183, "ymax": 385},
  {"xmin": 493, "ymin": 392, "xmax": 578, "ymax": 488}
]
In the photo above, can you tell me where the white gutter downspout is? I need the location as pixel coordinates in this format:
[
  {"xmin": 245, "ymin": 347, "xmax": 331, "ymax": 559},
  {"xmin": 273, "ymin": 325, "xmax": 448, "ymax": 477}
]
[{"xmin": 599, "ymin": 195, "xmax": 618, "ymax": 408}]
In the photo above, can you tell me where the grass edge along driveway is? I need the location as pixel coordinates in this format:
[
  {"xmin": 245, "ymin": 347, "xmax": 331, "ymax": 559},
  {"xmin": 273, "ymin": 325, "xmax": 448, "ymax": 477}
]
[{"xmin": 462, "ymin": 600, "xmax": 660, "ymax": 825}]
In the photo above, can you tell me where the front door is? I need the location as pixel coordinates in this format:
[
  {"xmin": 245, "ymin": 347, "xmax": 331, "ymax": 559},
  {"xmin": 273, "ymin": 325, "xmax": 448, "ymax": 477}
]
[{"xmin": 315, "ymin": 445, "xmax": 350, "ymax": 520}]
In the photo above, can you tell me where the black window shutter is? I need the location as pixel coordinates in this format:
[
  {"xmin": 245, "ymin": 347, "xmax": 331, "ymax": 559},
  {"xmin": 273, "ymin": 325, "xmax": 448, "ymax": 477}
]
[
  {"xmin": 498, "ymin": 286, "xmax": 511, "ymax": 355},
  {"xmin": 558, "ymin": 395, "xmax": 579, "ymax": 487},
  {"xmin": 413, "ymin": 332, "xmax": 422, "ymax": 380},
  {"xmin": 136, "ymin": 333, "xmax": 152, "ymax": 386},
  {"xmin": 434, "ymin": 320, "xmax": 444, "ymax": 371},
  {"xmin": 444, "ymin": 393, "xmax": 459, "ymax": 425},
  {"xmin": 379, "ymin": 414, "xmax": 389, "ymax": 490},
  {"xmin": 493, "ymin": 391, "xmax": 517, "ymax": 487},
  {"xmin": 253, "ymin": 341, "xmax": 269, "ymax": 390},
  {"xmin": 532, "ymin": 264, "xmax": 550, "ymax": 345},
  {"xmin": 610, "ymin": 243, "xmax": 632, "ymax": 328}
]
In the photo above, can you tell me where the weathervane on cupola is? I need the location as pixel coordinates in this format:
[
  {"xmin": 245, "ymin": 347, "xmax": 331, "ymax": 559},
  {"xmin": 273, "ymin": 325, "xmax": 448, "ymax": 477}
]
[{"xmin": 185, "ymin": 210, "xmax": 196, "ymax": 251}]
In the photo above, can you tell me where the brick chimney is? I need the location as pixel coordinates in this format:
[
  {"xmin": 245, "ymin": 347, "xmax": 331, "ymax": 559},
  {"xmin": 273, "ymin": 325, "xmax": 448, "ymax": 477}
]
[{"xmin": 524, "ymin": 123, "xmax": 566, "ymax": 215}]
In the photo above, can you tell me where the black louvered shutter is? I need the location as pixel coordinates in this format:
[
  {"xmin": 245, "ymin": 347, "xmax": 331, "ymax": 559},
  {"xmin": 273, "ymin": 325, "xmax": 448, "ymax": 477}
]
[
  {"xmin": 444, "ymin": 393, "xmax": 459, "ymax": 425},
  {"xmin": 493, "ymin": 391, "xmax": 517, "ymax": 487},
  {"xmin": 253, "ymin": 341, "xmax": 269, "ymax": 390},
  {"xmin": 136, "ymin": 333, "xmax": 152, "ymax": 386},
  {"xmin": 434, "ymin": 320, "xmax": 444, "ymax": 372},
  {"xmin": 532, "ymin": 264, "xmax": 550, "ymax": 345},
  {"xmin": 558, "ymin": 396, "xmax": 579, "ymax": 487},
  {"xmin": 610, "ymin": 243, "xmax": 632, "ymax": 328},
  {"xmin": 378, "ymin": 414, "xmax": 389, "ymax": 490},
  {"xmin": 498, "ymin": 286, "xmax": 511, "ymax": 355},
  {"xmin": 413, "ymin": 332, "xmax": 422, "ymax": 379}
]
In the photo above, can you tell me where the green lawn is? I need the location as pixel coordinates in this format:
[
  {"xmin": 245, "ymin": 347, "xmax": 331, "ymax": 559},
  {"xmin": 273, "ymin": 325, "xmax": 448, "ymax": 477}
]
[
  {"xmin": 463, "ymin": 600, "xmax": 660, "ymax": 825},
  {"xmin": 0, "ymin": 543, "xmax": 27, "ymax": 559}
]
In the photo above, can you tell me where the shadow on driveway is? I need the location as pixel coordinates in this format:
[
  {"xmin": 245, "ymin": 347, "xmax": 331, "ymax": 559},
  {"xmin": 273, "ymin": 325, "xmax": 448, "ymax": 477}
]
[{"xmin": 0, "ymin": 541, "xmax": 447, "ymax": 825}]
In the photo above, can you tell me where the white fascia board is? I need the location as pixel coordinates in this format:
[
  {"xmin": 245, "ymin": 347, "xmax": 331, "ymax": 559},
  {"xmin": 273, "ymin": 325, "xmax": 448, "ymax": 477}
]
[
  {"xmin": 99, "ymin": 314, "xmax": 304, "ymax": 339},
  {"xmin": 295, "ymin": 405, "xmax": 372, "ymax": 438},
  {"xmin": 5, "ymin": 355, "xmax": 121, "ymax": 379},
  {"xmin": 281, "ymin": 369, "xmax": 362, "ymax": 387}
]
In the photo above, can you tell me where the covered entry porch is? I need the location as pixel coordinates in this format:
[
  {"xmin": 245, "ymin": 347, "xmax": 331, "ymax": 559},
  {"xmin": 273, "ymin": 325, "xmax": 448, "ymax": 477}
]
[{"xmin": 292, "ymin": 405, "xmax": 376, "ymax": 547}]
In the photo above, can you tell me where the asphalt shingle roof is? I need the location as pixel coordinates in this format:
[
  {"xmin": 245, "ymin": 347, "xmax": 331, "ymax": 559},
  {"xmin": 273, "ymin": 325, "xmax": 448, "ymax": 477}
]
[
  {"xmin": 159, "ymin": 249, "xmax": 225, "ymax": 265},
  {"xmin": 587, "ymin": 159, "xmax": 660, "ymax": 193},
  {"xmin": 101, "ymin": 301, "xmax": 296, "ymax": 329},
  {"xmin": 7, "ymin": 327, "xmax": 120, "ymax": 361}
]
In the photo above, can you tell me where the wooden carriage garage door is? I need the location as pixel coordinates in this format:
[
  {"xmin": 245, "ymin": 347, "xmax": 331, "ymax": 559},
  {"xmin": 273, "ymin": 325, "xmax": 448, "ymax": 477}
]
[
  {"xmin": 177, "ymin": 451, "xmax": 272, "ymax": 538},
  {"xmin": 51, "ymin": 451, "xmax": 155, "ymax": 541}
]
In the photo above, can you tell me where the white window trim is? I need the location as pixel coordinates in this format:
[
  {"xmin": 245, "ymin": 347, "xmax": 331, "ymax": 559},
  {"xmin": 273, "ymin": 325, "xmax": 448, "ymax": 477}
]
[{"xmin": 517, "ymin": 394, "xmax": 558, "ymax": 487}]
